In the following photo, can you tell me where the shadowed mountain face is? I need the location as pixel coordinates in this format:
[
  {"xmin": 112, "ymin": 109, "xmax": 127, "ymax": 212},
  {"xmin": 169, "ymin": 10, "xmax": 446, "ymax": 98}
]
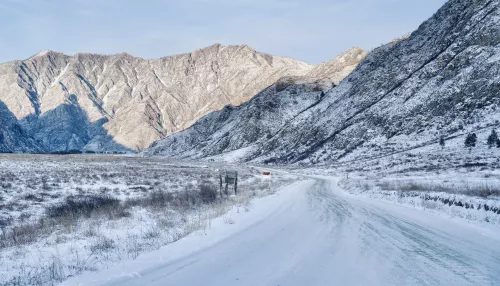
[
  {"xmin": 0, "ymin": 99, "xmax": 130, "ymax": 154},
  {"xmin": 147, "ymin": 0, "xmax": 500, "ymax": 165},
  {"xmin": 20, "ymin": 96, "xmax": 131, "ymax": 154},
  {"xmin": 0, "ymin": 44, "xmax": 314, "ymax": 151},
  {"xmin": 0, "ymin": 101, "xmax": 41, "ymax": 153}
]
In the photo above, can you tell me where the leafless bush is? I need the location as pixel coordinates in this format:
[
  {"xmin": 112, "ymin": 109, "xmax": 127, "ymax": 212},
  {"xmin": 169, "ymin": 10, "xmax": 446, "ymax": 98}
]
[
  {"xmin": 142, "ymin": 227, "xmax": 161, "ymax": 240},
  {"xmin": 200, "ymin": 183, "xmax": 218, "ymax": 203},
  {"xmin": 1, "ymin": 182, "xmax": 12, "ymax": 189},
  {"xmin": 89, "ymin": 236, "xmax": 116, "ymax": 254},
  {"xmin": 46, "ymin": 195, "xmax": 129, "ymax": 220},
  {"xmin": 223, "ymin": 214, "xmax": 235, "ymax": 224},
  {"xmin": 0, "ymin": 221, "xmax": 49, "ymax": 248},
  {"xmin": 83, "ymin": 225, "xmax": 98, "ymax": 237},
  {"xmin": 376, "ymin": 180, "xmax": 500, "ymax": 197},
  {"xmin": 23, "ymin": 193, "xmax": 43, "ymax": 202},
  {"xmin": 126, "ymin": 191, "xmax": 174, "ymax": 210}
]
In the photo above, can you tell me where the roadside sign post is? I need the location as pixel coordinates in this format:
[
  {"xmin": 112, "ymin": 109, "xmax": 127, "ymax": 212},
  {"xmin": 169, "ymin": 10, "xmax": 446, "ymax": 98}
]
[{"xmin": 219, "ymin": 170, "xmax": 238, "ymax": 197}]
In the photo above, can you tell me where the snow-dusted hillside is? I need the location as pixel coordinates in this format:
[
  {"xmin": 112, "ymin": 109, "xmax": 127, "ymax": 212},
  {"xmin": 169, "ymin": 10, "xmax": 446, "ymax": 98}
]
[
  {"xmin": 145, "ymin": 78, "xmax": 331, "ymax": 159},
  {"xmin": 146, "ymin": 48, "xmax": 368, "ymax": 158},
  {"xmin": 148, "ymin": 0, "xmax": 500, "ymax": 168},
  {"xmin": 255, "ymin": 0, "xmax": 500, "ymax": 165},
  {"xmin": 0, "ymin": 44, "xmax": 312, "ymax": 152}
]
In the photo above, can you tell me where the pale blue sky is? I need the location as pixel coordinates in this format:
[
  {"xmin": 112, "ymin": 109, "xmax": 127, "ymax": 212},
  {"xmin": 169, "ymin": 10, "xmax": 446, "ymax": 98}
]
[{"xmin": 0, "ymin": 0, "xmax": 447, "ymax": 64}]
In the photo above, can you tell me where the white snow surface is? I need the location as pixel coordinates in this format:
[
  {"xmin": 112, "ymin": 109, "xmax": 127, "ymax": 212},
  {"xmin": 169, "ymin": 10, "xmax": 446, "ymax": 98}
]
[{"xmin": 62, "ymin": 176, "xmax": 500, "ymax": 286}]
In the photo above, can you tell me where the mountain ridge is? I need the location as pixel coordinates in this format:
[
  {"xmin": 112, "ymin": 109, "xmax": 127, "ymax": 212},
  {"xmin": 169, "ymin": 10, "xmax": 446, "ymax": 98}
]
[
  {"xmin": 0, "ymin": 43, "xmax": 320, "ymax": 152},
  {"xmin": 146, "ymin": 0, "xmax": 500, "ymax": 167}
]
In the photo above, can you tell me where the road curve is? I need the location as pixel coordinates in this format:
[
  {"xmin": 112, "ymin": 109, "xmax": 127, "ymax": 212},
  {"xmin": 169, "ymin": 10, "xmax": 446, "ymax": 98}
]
[{"xmin": 67, "ymin": 177, "xmax": 500, "ymax": 286}]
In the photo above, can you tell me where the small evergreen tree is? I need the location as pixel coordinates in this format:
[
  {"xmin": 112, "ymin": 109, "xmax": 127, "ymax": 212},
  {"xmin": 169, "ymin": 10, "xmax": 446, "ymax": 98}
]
[
  {"xmin": 497, "ymin": 138, "xmax": 500, "ymax": 148},
  {"xmin": 487, "ymin": 129, "xmax": 498, "ymax": 148},
  {"xmin": 439, "ymin": 136, "xmax": 445, "ymax": 148},
  {"xmin": 465, "ymin": 133, "xmax": 477, "ymax": 148}
]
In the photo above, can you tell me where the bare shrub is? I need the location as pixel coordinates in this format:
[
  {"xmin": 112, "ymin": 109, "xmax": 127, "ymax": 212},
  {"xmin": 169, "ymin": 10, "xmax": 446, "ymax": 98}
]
[
  {"xmin": 142, "ymin": 227, "xmax": 161, "ymax": 240},
  {"xmin": 89, "ymin": 236, "xmax": 116, "ymax": 254},
  {"xmin": 223, "ymin": 214, "xmax": 235, "ymax": 224},
  {"xmin": 156, "ymin": 218, "xmax": 176, "ymax": 229},
  {"xmin": 46, "ymin": 195, "xmax": 129, "ymax": 220},
  {"xmin": 0, "ymin": 217, "xmax": 13, "ymax": 228},
  {"xmin": 23, "ymin": 193, "xmax": 43, "ymax": 202},
  {"xmin": 2, "ymin": 223, "xmax": 40, "ymax": 247},
  {"xmin": 375, "ymin": 180, "xmax": 500, "ymax": 198},
  {"xmin": 83, "ymin": 225, "xmax": 98, "ymax": 237},
  {"xmin": 126, "ymin": 191, "xmax": 174, "ymax": 210},
  {"xmin": 200, "ymin": 183, "xmax": 217, "ymax": 203},
  {"xmin": 1, "ymin": 182, "xmax": 13, "ymax": 189},
  {"xmin": 399, "ymin": 182, "xmax": 427, "ymax": 192}
]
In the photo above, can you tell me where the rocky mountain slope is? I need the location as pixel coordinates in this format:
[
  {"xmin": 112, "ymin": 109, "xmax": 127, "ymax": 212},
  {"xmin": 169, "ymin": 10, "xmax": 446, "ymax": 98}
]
[
  {"xmin": 146, "ymin": 78, "xmax": 332, "ymax": 159},
  {"xmin": 147, "ymin": 0, "xmax": 500, "ymax": 167},
  {"xmin": 0, "ymin": 102, "xmax": 41, "ymax": 153},
  {"xmin": 0, "ymin": 44, "xmax": 312, "ymax": 152},
  {"xmin": 305, "ymin": 47, "xmax": 367, "ymax": 85},
  {"xmin": 145, "ymin": 48, "xmax": 368, "ymax": 158}
]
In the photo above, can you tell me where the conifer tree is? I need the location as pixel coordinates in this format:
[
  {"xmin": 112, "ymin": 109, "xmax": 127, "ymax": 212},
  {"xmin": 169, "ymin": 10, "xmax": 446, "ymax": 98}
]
[
  {"xmin": 465, "ymin": 133, "xmax": 477, "ymax": 148},
  {"xmin": 487, "ymin": 129, "xmax": 498, "ymax": 148},
  {"xmin": 439, "ymin": 136, "xmax": 445, "ymax": 148}
]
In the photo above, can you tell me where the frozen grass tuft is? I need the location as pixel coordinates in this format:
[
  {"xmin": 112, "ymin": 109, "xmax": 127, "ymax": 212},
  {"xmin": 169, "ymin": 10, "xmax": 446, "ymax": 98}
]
[{"xmin": 46, "ymin": 195, "xmax": 129, "ymax": 220}]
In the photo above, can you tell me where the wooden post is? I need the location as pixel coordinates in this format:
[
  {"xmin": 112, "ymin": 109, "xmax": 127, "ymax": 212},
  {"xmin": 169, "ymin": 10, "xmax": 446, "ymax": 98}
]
[
  {"xmin": 219, "ymin": 173, "xmax": 223, "ymax": 198},
  {"xmin": 234, "ymin": 172, "xmax": 238, "ymax": 195}
]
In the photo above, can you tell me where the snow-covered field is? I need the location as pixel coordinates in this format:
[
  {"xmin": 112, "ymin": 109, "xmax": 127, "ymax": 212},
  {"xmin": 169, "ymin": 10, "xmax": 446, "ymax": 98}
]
[
  {"xmin": 1, "ymin": 154, "xmax": 499, "ymax": 285},
  {"xmin": 339, "ymin": 171, "xmax": 500, "ymax": 225},
  {"xmin": 0, "ymin": 154, "xmax": 300, "ymax": 286}
]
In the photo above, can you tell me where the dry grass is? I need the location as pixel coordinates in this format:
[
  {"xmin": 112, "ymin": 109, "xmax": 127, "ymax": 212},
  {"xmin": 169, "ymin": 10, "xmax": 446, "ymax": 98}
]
[
  {"xmin": 374, "ymin": 180, "xmax": 500, "ymax": 197},
  {"xmin": 0, "ymin": 154, "xmax": 302, "ymax": 286}
]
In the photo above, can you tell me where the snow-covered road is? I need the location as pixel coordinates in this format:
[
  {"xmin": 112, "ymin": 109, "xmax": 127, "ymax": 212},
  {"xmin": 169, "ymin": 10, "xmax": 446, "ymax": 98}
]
[{"xmin": 63, "ymin": 177, "xmax": 500, "ymax": 286}]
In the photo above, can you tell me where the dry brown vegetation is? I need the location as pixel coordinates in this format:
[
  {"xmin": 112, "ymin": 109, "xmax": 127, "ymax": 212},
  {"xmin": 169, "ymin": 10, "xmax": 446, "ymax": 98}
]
[{"xmin": 0, "ymin": 154, "xmax": 300, "ymax": 286}]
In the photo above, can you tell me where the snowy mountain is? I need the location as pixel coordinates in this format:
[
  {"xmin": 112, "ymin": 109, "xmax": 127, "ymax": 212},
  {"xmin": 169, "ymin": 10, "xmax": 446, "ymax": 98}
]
[
  {"xmin": 145, "ymin": 48, "xmax": 368, "ymax": 159},
  {"xmin": 145, "ymin": 78, "xmax": 332, "ymax": 159},
  {"xmin": 147, "ymin": 0, "xmax": 500, "ymax": 166},
  {"xmin": 0, "ymin": 44, "xmax": 312, "ymax": 152}
]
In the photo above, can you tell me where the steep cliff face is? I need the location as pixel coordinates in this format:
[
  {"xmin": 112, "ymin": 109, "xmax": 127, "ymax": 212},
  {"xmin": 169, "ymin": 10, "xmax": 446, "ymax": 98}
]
[
  {"xmin": 0, "ymin": 44, "xmax": 312, "ymax": 152},
  {"xmin": 148, "ymin": 0, "xmax": 500, "ymax": 166}
]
